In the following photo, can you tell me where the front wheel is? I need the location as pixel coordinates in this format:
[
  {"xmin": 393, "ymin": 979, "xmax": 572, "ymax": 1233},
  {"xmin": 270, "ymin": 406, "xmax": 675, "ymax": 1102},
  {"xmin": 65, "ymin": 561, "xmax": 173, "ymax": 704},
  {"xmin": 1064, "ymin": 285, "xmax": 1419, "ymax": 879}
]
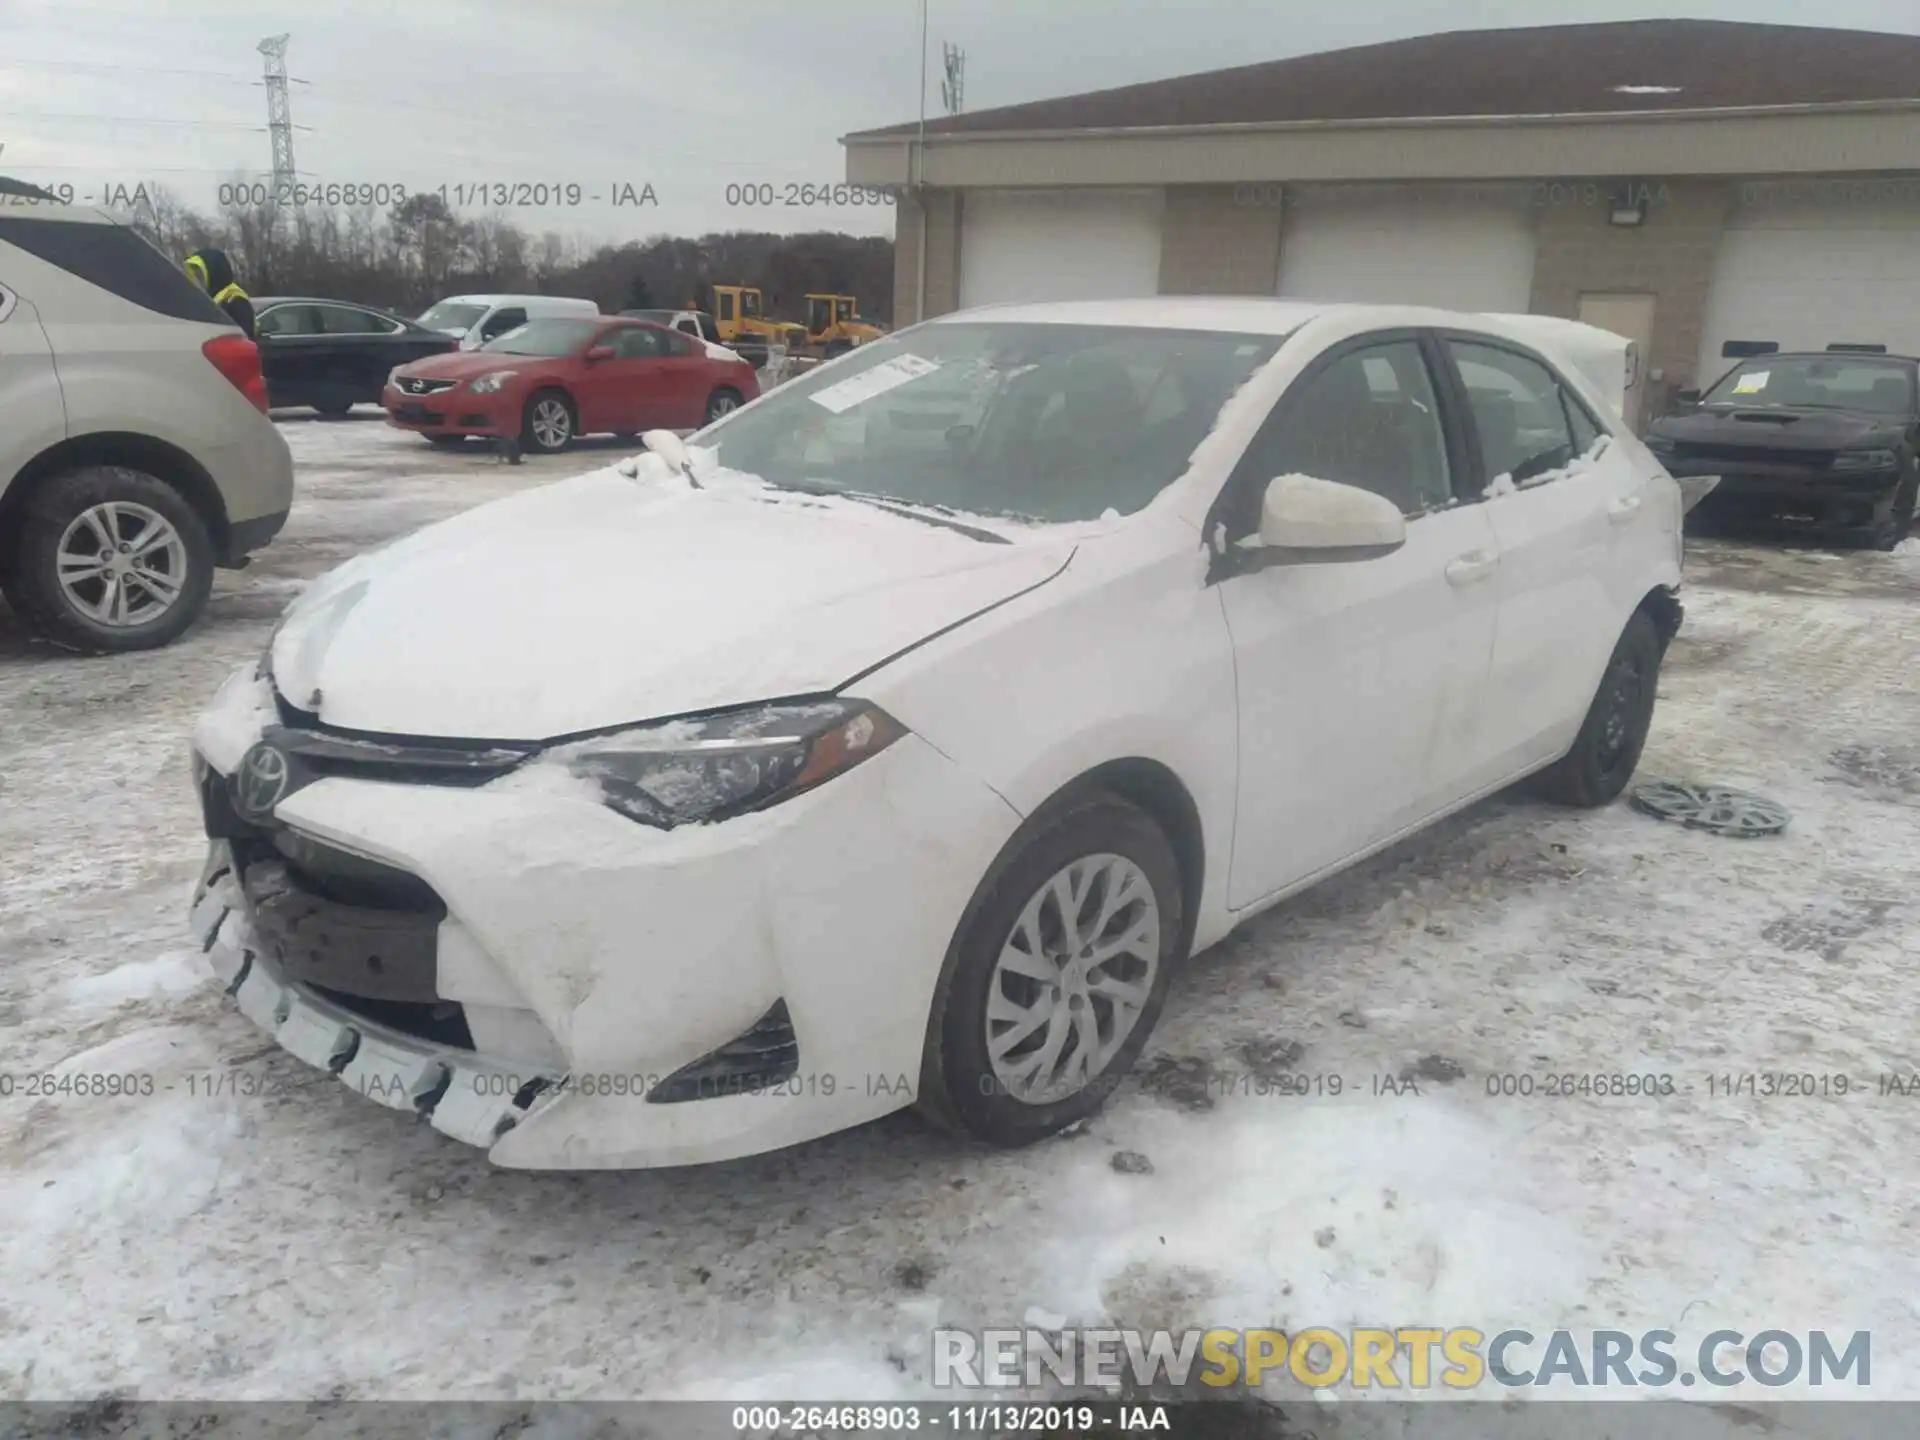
[
  {"xmin": 706, "ymin": 387, "xmax": 744, "ymax": 424},
  {"xmin": 521, "ymin": 390, "xmax": 575, "ymax": 453},
  {"xmin": 1533, "ymin": 610, "xmax": 1664, "ymax": 807},
  {"xmin": 7, "ymin": 465, "xmax": 214, "ymax": 653},
  {"xmin": 918, "ymin": 794, "xmax": 1182, "ymax": 1147}
]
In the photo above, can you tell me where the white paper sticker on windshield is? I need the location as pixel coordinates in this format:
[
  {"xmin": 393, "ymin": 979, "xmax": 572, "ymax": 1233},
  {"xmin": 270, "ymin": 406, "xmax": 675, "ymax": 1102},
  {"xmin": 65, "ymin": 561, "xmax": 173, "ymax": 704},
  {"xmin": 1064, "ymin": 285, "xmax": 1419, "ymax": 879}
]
[
  {"xmin": 1731, "ymin": 370, "xmax": 1770, "ymax": 394},
  {"xmin": 809, "ymin": 354, "xmax": 940, "ymax": 414}
]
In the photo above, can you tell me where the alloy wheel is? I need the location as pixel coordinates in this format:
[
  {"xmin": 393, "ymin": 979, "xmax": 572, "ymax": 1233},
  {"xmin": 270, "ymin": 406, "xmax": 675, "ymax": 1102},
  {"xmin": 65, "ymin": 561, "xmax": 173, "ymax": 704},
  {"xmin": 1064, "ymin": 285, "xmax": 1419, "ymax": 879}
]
[
  {"xmin": 55, "ymin": 501, "xmax": 188, "ymax": 628},
  {"xmin": 985, "ymin": 853, "xmax": 1161, "ymax": 1105},
  {"xmin": 530, "ymin": 397, "xmax": 572, "ymax": 450}
]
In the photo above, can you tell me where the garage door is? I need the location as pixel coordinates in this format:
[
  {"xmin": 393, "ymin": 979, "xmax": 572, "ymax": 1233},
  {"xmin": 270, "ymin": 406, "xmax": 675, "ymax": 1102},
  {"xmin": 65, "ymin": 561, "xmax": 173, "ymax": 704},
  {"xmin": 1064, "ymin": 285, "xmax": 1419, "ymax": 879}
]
[
  {"xmin": 957, "ymin": 189, "xmax": 1164, "ymax": 310},
  {"xmin": 1697, "ymin": 181, "xmax": 1920, "ymax": 387},
  {"xmin": 1279, "ymin": 184, "xmax": 1538, "ymax": 313}
]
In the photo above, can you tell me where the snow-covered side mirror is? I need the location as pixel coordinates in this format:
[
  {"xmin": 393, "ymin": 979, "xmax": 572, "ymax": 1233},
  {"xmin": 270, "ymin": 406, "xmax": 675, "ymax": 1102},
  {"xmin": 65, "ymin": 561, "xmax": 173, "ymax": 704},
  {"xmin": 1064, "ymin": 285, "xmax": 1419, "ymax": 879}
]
[{"xmin": 1254, "ymin": 474, "xmax": 1406, "ymax": 560}]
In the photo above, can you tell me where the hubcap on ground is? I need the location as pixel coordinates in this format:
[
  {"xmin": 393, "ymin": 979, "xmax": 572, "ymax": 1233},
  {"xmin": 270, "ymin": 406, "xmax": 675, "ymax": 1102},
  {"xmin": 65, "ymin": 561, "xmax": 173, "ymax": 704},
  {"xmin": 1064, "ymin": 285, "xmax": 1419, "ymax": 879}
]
[
  {"xmin": 531, "ymin": 399, "xmax": 570, "ymax": 449},
  {"xmin": 986, "ymin": 853, "xmax": 1160, "ymax": 1105},
  {"xmin": 55, "ymin": 502, "xmax": 187, "ymax": 628}
]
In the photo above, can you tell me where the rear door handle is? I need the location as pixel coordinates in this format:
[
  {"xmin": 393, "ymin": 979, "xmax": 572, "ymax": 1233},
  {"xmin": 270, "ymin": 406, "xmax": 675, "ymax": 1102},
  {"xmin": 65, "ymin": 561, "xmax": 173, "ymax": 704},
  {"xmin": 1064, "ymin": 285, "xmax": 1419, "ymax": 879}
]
[
  {"xmin": 1608, "ymin": 495, "xmax": 1643, "ymax": 524},
  {"xmin": 1444, "ymin": 551, "xmax": 1497, "ymax": 587}
]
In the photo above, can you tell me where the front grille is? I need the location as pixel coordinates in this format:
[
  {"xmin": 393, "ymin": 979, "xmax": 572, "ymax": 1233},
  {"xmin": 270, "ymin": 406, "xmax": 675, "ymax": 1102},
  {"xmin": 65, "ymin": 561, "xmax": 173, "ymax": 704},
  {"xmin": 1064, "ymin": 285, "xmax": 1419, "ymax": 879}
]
[
  {"xmin": 1674, "ymin": 442, "xmax": 1831, "ymax": 469},
  {"xmin": 395, "ymin": 404, "xmax": 445, "ymax": 424},
  {"xmin": 242, "ymin": 859, "xmax": 442, "ymax": 1003},
  {"xmin": 401, "ymin": 377, "xmax": 456, "ymax": 396},
  {"xmin": 269, "ymin": 701, "xmax": 533, "ymax": 790}
]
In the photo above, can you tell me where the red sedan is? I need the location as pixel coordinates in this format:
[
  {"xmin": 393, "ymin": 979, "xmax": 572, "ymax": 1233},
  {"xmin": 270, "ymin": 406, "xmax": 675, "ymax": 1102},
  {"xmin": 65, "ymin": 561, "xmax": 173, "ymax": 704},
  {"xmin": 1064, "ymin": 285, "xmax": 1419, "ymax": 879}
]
[{"xmin": 383, "ymin": 316, "xmax": 759, "ymax": 452}]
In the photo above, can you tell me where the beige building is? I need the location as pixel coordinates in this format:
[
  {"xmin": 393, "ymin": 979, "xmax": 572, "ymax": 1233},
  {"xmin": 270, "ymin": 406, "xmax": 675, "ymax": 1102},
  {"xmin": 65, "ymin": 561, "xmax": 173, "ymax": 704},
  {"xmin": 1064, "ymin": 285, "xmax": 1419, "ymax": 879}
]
[{"xmin": 842, "ymin": 19, "xmax": 1920, "ymax": 426}]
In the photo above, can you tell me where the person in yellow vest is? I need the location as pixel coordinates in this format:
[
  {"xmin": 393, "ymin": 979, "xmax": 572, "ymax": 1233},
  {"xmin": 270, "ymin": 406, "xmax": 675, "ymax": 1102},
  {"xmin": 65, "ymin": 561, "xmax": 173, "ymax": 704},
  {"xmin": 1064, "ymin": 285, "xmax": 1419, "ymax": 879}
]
[{"xmin": 183, "ymin": 247, "xmax": 256, "ymax": 339}]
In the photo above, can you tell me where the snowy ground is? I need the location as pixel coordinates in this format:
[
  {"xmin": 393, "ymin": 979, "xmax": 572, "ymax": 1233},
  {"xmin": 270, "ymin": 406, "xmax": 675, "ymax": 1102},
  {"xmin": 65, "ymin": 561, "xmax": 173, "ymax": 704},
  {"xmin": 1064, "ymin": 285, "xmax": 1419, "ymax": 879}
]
[{"xmin": 2, "ymin": 411, "xmax": 1918, "ymax": 1423}]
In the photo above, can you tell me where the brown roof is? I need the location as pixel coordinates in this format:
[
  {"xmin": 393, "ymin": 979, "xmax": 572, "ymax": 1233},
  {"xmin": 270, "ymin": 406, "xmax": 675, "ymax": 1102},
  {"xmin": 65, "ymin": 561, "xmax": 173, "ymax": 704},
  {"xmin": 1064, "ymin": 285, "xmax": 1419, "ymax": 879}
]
[{"xmin": 847, "ymin": 20, "xmax": 1920, "ymax": 139}]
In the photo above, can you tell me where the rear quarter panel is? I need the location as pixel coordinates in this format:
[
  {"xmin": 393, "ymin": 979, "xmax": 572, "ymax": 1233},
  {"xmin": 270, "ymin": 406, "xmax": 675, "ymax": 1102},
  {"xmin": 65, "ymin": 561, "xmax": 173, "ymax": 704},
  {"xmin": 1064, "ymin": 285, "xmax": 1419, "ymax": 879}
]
[
  {"xmin": 23, "ymin": 258, "xmax": 293, "ymax": 525},
  {"xmin": 0, "ymin": 294, "xmax": 67, "ymax": 501}
]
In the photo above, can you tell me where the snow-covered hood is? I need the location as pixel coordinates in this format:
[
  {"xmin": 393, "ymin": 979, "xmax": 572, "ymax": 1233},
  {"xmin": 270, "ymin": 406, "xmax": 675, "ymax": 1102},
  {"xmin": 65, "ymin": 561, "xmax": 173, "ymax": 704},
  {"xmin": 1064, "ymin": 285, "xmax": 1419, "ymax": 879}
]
[{"xmin": 268, "ymin": 465, "xmax": 1074, "ymax": 742}]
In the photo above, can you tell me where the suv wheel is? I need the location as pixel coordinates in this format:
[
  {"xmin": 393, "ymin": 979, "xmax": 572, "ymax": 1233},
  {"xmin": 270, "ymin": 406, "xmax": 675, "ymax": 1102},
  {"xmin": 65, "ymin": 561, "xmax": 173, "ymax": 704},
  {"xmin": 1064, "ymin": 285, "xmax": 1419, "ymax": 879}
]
[{"xmin": 8, "ymin": 466, "xmax": 214, "ymax": 653}]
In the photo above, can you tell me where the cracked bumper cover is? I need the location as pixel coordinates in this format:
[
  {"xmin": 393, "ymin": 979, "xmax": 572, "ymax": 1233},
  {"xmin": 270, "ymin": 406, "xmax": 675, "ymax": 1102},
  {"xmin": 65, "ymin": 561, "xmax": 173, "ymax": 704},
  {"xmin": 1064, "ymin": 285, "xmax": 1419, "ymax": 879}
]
[{"xmin": 187, "ymin": 666, "xmax": 1021, "ymax": 1169}]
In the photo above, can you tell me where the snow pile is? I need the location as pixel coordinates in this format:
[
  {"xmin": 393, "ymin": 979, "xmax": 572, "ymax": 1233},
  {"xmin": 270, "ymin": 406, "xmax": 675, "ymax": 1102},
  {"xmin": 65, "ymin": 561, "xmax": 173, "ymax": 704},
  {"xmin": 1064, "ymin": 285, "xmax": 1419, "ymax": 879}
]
[
  {"xmin": 60, "ymin": 950, "xmax": 212, "ymax": 1010},
  {"xmin": 1018, "ymin": 1099, "xmax": 1597, "ymax": 1366}
]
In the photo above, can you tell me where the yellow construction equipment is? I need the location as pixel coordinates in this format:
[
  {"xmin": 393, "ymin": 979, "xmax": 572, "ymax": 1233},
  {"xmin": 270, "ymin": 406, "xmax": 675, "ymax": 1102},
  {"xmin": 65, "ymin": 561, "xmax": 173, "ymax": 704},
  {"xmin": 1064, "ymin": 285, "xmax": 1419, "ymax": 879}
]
[
  {"xmin": 803, "ymin": 293, "xmax": 886, "ymax": 357},
  {"xmin": 706, "ymin": 284, "xmax": 805, "ymax": 351}
]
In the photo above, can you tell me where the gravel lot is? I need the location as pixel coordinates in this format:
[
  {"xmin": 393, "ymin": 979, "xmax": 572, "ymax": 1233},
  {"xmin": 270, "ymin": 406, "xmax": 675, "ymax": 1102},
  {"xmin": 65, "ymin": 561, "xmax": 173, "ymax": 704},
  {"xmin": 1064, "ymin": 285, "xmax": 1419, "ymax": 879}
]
[{"xmin": 3, "ymin": 411, "xmax": 1918, "ymax": 1419}]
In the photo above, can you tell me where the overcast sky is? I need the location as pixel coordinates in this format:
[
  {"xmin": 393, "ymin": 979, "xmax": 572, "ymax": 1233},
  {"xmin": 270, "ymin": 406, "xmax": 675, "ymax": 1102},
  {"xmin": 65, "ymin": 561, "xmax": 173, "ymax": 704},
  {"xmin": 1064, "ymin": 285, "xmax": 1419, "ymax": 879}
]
[{"xmin": 4, "ymin": 0, "xmax": 1916, "ymax": 243}]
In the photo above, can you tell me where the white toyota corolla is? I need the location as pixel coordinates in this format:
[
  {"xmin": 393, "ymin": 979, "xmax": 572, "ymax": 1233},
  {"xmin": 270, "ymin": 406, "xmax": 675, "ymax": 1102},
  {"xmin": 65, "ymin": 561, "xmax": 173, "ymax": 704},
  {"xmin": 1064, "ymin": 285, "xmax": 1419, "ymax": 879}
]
[{"xmin": 187, "ymin": 298, "xmax": 1684, "ymax": 1169}]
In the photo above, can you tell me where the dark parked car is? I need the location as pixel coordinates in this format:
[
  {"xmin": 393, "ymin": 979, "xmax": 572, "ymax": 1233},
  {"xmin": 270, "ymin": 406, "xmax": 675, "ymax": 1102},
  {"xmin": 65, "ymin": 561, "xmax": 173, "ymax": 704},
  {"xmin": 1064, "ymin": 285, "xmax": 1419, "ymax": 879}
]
[
  {"xmin": 254, "ymin": 297, "xmax": 458, "ymax": 415},
  {"xmin": 1647, "ymin": 349, "xmax": 1920, "ymax": 549}
]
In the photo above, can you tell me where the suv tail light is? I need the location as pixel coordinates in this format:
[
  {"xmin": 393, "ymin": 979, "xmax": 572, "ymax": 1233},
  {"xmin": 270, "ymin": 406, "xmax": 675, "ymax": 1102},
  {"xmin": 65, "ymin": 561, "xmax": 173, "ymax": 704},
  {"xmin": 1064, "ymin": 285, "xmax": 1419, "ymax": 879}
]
[{"xmin": 202, "ymin": 334, "xmax": 269, "ymax": 413}]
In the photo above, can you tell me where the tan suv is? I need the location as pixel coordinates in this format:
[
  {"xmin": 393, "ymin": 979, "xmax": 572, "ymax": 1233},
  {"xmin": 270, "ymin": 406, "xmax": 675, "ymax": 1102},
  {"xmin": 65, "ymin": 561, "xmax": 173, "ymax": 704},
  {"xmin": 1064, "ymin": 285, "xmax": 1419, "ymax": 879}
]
[{"xmin": 0, "ymin": 182, "xmax": 293, "ymax": 652}]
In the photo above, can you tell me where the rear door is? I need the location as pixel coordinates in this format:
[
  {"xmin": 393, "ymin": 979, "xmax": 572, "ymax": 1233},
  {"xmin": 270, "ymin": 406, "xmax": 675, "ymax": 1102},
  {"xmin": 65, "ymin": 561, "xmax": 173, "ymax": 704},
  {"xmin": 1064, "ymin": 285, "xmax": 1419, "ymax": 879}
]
[
  {"xmin": 1437, "ymin": 333, "xmax": 1650, "ymax": 777},
  {"xmin": 314, "ymin": 302, "xmax": 406, "ymax": 401},
  {"xmin": 1213, "ymin": 331, "xmax": 1502, "ymax": 907},
  {"xmin": 255, "ymin": 302, "xmax": 327, "ymax": 405}
]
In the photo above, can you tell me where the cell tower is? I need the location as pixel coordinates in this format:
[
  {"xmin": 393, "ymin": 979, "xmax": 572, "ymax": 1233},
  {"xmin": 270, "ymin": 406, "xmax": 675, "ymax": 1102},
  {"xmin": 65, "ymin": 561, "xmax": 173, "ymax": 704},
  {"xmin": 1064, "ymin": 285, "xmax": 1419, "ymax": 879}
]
[
  {"xmin": 257, "ymin": 34, "xmax": 296, "ymax": 194},
  {"xmin": 941, "ymin": 42, "xmax": 965, "ymax": 115}
]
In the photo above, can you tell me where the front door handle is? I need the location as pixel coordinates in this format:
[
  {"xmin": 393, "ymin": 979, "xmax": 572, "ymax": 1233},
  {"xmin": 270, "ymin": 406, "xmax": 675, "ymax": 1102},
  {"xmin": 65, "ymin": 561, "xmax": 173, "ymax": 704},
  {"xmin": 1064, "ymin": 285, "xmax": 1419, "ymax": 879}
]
[
  {"xmin": 1608, "ymin": 495, "xmax": 1643, "ymax": 524},
  {"xmin": 1444, "ymin": 550, "xmax": 1498, "ymax": 587}
]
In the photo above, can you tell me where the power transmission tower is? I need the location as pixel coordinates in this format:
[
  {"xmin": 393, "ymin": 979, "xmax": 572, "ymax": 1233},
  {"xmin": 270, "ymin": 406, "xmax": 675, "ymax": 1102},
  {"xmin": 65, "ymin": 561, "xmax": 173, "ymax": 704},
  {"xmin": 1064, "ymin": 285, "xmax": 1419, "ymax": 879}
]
[
  {"xmin": 257, "ymin": 34, "xmax": 296, "ymax": 195},
  {"xmin": 941, "ymin": 42, "xmax": 965, "ymax": 115}
]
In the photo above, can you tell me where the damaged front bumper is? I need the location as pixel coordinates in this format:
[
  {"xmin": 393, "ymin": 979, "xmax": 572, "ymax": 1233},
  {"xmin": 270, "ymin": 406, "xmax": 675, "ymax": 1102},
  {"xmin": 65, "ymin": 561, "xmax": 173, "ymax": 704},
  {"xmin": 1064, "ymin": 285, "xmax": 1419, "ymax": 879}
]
[
  {"xmin": 184, "ymin": 663, "xmax": 1021, "ymax": 1169},
  {"xmin": 192, "ymin": 846, "xmax": 563, "ymax": 1149}
]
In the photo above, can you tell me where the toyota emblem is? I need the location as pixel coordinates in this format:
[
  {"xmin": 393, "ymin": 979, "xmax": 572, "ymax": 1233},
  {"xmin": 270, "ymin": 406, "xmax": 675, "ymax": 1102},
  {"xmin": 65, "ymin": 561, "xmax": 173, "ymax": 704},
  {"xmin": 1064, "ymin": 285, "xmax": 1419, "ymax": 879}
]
[{"xmin": 232, "ymin": 742, "xmax": 291, "ymax": 822}]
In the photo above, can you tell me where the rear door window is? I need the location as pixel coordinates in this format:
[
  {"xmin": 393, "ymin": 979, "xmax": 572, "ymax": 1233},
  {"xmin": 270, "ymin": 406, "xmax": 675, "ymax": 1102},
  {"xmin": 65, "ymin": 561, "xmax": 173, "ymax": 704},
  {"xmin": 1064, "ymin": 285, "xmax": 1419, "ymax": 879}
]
[
  {"xmin": 318, "ymin": 304, "xmax": 398, "ymax": 335},
  {"xmin": 0, "ymin": 216, "xmax": 229, "ymax": 325},
  {"xmin": 1447, "ymin": 341, "xmax": 1581, "ymax": 487},
  {"xmin": 258, "ymin": 304, "xmax": 324, "ymax": 337}
]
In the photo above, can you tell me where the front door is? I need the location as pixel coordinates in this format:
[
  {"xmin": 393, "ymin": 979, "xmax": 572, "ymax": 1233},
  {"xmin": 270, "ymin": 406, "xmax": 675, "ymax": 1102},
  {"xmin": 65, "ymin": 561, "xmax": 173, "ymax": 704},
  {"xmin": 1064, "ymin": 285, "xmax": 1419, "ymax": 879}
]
[
  {"xmin": 1215, "ymin": 333, "xmax": 1501, "ymax": 908},
  {"xmin": 1577, "ymin": 292, "xmax": 1655, "ymax": 430}
]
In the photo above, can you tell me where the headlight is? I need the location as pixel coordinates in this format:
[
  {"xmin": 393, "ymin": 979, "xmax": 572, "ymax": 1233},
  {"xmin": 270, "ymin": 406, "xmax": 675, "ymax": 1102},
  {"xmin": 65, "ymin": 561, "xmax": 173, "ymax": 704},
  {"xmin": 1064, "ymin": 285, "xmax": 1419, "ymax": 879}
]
[
  {"xmin": 386, "ymin": 366, "xmax": 403, "ymax": 389},
  {"xmin": 467, "ymin": 369, "xmax": 518, "ymax": 394},
  {"xmin": 541, "ymin": 699, "xmax": 906, "ymax": 829},
  {"xmin": 1831, "ymin": 449, "xmax": 1898, "ymax": 471}
]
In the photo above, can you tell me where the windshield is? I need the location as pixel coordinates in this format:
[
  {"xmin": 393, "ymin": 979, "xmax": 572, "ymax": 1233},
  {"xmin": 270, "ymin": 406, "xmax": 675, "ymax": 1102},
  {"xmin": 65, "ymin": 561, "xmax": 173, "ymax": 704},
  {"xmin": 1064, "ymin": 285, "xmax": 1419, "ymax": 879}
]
[
  {"xmin": 418, "ymin": 301, "xmax": 486, "ymax": 334},
  {"xmin": 480, "ymin": 319, "xmax": 601, "ymax": 356},
  {"xmin": 1702, "ymin": 356, "xmax": 1916, "ymax": 415},
  {"xmin": 705, "ymin": 323, "xmax": 1284, "ymax": 523}
]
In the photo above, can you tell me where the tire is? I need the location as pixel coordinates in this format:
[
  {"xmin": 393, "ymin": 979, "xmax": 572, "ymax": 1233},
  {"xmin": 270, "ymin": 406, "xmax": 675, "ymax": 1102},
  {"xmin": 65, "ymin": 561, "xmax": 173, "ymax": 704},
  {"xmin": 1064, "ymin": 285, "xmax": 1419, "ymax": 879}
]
[
  {"xmin": 917, "ymin": 793, "xmax": 1183, "ymax": 1147},
  {"xmin": 705, "ymin": 387, "xmax": 744, "ymax": 424},
  {"xmin": 426, "ymin": 435, "xmax": 466, "ymax": 449},
  {"xmin": 8, "ymin": 465, "xmax": 215, "ymax": 654},
  {"xmin": 1533, "ymin": 610, "xmax": 1664, "ymax": 808},
  {"xmin": 520, "ymin": 389, "xmax": 576, "ymax": 453},
  {"xmin": 1871, "ymin": 473, "xmax": 1918, "ymax": 551}
]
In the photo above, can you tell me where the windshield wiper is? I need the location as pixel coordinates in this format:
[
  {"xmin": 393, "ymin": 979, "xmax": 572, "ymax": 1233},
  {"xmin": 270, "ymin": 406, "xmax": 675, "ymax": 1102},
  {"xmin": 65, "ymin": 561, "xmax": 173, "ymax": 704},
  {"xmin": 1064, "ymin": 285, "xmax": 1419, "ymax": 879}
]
[{"xmin": 768, "ymin": 480, "xmax": 1011, "ymax": 544}]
